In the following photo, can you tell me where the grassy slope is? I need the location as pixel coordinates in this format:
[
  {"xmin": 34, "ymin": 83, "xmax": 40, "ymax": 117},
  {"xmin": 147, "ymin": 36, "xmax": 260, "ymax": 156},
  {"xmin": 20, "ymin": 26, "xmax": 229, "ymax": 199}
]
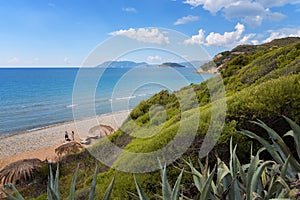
[{"xmin": 27, "ymin": 37, "xmax": 300, "ymax": 199}]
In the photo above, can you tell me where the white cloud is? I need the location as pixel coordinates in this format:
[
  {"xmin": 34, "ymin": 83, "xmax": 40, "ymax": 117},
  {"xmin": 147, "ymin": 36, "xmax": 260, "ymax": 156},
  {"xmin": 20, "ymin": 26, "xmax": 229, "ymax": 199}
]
[
  {"xmin": 174, "ymin": 15, "xmax": 199, "ymax": 25},
  {"xmin": 122, "ymin": 7, "xmax": 137, "ymax": 12},
  {"xmin": 184, "ymin": 0, "xmax": 292, "ymax": 27},
  {"xmin": 258, "ymin": 0, "xmax": 300, "ymax": 8},
  {"xmin": 224, "ymin": 1, "xmax": 264, "ymax": 19},
  {"xmin": 263, "ymin": 28, "xmax": 300, "ymax": 43},
  {"xmin": 147, "ymin": 55, "xmax": 163, "ymax": 63},
  {"xmin": 184, "ymin": 0, "xmax": 234, "ymax": 13},
  {"xmin": 109, "ymin": 28, "xmax": 170, "ymax": 44},
  {"xmin": 184, "ymin": 23, "xmax": 256, "ymax": 48},
  {"xmin": 7, "ymin": 57, "xmax": 19, "ymax": 64},
  {"xmin": 184, "ymin": 29, "xmax": 206, "ymax": 44}
]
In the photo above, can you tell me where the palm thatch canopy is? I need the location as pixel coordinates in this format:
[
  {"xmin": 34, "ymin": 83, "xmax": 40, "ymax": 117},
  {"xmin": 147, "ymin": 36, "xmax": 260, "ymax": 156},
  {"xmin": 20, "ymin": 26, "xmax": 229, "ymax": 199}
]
[
  {"xmin": 88, "ymin": 124, "xmax": 115, "ymax": 137},
  {"xmin": 55, "ymin": 141, "xmax": 83, "ymax": 158},
  {"xmin": 0, "ymin": 158, "xmax": 42, "ymax": 186}
]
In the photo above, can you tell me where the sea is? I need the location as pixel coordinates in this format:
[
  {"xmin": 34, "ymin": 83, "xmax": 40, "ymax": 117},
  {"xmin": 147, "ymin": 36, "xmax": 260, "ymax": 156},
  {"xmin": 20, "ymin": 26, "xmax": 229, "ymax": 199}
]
[{"xmin": 0, "ymin": 67, "xmax": 214, "ymax": 136}]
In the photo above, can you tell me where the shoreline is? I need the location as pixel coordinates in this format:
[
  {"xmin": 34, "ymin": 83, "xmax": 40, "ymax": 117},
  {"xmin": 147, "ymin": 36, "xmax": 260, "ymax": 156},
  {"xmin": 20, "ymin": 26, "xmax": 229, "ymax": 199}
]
[
  {"xmin": 0, "ymin": 110, "xmax": 130, "ymax": 140},
  {"xmin": 0, "ymin": 110, "xmax": 130, "ymax": 168}
]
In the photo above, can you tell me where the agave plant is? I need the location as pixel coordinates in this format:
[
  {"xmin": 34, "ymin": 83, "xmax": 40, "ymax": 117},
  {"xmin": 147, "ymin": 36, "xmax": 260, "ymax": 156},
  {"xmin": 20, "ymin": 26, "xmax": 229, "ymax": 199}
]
[
  {"xmin": 131, "ymin": 163, "xmax": 184, "ymax": 200},
  {"xmin": 130, "ymin": 117, "xmax": 300, "ymax": 200},
  {"xmin": 2, "ymin": 163, "xmax": 115, "ymax": 200},
  {"xmin": 240, "ymin": 116, "xmax": 300, "ymax": 199}
]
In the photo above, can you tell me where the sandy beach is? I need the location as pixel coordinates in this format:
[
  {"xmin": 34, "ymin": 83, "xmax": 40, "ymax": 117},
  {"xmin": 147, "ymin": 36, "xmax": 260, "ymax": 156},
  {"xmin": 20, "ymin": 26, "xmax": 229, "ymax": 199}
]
[{"xmin": 0, "ymin": 110, "xmax": 130, "ymax": 169}]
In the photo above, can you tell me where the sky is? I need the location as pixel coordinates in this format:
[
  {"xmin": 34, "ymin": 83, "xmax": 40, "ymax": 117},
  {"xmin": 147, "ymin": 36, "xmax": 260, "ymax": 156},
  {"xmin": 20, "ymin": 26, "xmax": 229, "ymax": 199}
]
[{"xmin": 0, "ymin": 0, "xmax": 300, "ymax": 66}]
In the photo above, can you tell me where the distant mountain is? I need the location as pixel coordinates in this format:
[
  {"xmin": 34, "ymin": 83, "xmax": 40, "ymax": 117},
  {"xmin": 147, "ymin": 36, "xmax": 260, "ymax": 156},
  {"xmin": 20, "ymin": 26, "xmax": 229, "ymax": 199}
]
[
  {"xmin": 97, "ymin": 61, "xmax": 148, "ymax": 68},
  {"xmin": 158, "ymin": 62, "xmax": 186, "ymax": 68}
]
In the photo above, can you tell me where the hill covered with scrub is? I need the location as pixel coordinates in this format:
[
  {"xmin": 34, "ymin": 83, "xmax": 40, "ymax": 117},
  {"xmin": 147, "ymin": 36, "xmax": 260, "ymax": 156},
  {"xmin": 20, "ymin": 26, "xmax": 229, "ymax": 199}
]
[{"xmin": 21, "ymin": 37, "xmax": 300, "ymax": 199}]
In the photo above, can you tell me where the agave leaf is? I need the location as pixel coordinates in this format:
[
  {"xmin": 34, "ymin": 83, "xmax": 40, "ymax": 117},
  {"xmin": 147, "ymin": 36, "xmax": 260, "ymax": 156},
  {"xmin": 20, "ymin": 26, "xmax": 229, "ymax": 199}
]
[
  {"xmin": 219, "ymin": 175, "xmax": 232, "ymax": 200},
  {"xmin": 268, "ymin": 176, "xmax": 290, "ymax": 198},
  {"xmin": 254, "ymin": 120, "xmax": 300, "ymax": 172},
  {"xmin": 261, "ymin": 168, "xmax": 267, "ymax": 188},
  {"xmin": 103, "ymin": 176, "xmax": 115, "ymax": 200},
  {"xmin": 239, "ymin": 130, "xmax": 283, "ymax": 164},
  {"xmin": 133, "ymin": 174, "xmax": 149, "ymax": 200},
  {"xmin": 200, "ymin": 167, "xmax": 215, "ymax": 200},
  {"xmin": 280, "ymin": 156, "xmax": 291, "ymax": 179},
  {"xmin": 184, "ymin": 159, "xmax": 203, "ymax": 191},
  {"xmin": 68, "ymin": 164, "xmax": 79, "ymax": 200},
  {"xmin": 250, "ymin": 161, "xmax": 273, "ymax": 198},
  {"xmin": 171, "ymin": 168, "xmax": 184, "ymax": 200},
  {"xmin": 162, "ymin": 164, "xmax": 172, "ymax": 200},
  {"xmin": 88, "ymin": 165, "xmax": 99, "ymax": 200},
  {"xmin": 283, "ymin": 116, "xmax": 300, "ymax": 159},
  {"xmin": 49, "ymin": 164, "xmax": 54, "ymax": 188},
  {"xmin": 54, "ymin": 164, "xmax": 60, "ymax": 199},
  {"xmin": 229, "ymin": 143, "xmax": 238, "ymax": 177},
  {"xmin": 237, "ymin": 158, "xmax": 246, "ymax": 185},
  {"xmin": 8, "ymin": 184, "xmax": 25, "ymax": 200},
  {"xmin": 275, "ymin": 177, "xmax": 290, "ymax": 191},
  {"xmin": 2, "ymin": 190, "xmax": 18, "ymax": 200},
  {"xmin": 246, "ymin": 150, "xmax": 261, "ymax": 200},
  {"xmin": 252, "ymin": 121, "xmax": 294, "ymax": 161},
  {"xmin": 283, "ymin": 130, "xmax": 294, "ymax": 137},
  {"xmin": 49, "ymin": 187, "xmax": 60, "ymax": 200},
  {"xmin": 127, "ymin": 191, "xmax": 140, "ymax": 200},
  {"xmin": 217, "ymin": 160, "xmax": 230, "ymax": 185},
  {"xmin": 216, "ymin": 159, "xmax": 230, "ymax": 197},
  {"xmin": 2, "ymin": 184, "xmax": 19, "ymax": 200},
  {"xmin": 47, "ymin": 180, "xmax": 53, "ymax": 200}
]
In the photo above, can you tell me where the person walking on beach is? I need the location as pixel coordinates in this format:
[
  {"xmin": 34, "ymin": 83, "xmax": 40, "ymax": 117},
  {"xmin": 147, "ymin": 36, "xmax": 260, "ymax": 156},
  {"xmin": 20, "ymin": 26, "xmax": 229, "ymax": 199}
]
[
  {"xmin": 71, "ymin": 131, "xmax": 75, "ymax": 141},
  {"xmin": 65, "ymin": 131, "xmax": 71, "ymax": 142}
]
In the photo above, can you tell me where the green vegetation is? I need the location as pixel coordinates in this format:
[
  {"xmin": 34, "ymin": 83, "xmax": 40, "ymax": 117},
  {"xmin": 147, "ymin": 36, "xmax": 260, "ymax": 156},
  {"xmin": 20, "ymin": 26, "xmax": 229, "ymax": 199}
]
[
  {"xmin": 10, "ymin": 37, "xmax": 300, "ymax": 199},
  {"xmin": 5, "ymin": 118, "xmax": 300, "ymax": 199},
  {"xmin": 3, "ymin": 163, "xmax": 114, "ymax": 200}
]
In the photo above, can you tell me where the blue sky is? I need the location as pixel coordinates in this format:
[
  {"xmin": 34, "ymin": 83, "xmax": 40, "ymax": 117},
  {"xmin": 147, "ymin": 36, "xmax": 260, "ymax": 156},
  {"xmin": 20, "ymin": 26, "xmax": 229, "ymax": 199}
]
[{"xmin": 0, "ymin": 0, "xmax": 299, "ymax": 66}]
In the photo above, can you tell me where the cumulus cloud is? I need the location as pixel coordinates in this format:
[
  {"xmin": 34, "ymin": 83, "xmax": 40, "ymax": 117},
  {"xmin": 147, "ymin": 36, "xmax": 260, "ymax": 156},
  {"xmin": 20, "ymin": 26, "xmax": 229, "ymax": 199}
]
[
  {"xmin": 122, "ymin": 7, "xmax": 137, "ymax": 12},
  {"xmin": 184, "ymin": 23, "xmax": 256, "ymax": 48},
  {"xmin": 184, "ymin": 0, "xmax": 233, "ymax": 13},
  {"xmin": 147, "ymin": 55, "xmax": 163, "ymax": 63},
  {"xmin": 184, "ymin": 0, "xmax": 293, "ymax": 27},
  {"xmin": 263, "ymin": 28, "xmax": 300, "ymax": 43},
  {"xmin": 174, "ymin": 15, "xmax": 199, "ymax": 25},
  {"xmin": 109, "ymin": 28, "xmax": 170, "ymax": 44}
]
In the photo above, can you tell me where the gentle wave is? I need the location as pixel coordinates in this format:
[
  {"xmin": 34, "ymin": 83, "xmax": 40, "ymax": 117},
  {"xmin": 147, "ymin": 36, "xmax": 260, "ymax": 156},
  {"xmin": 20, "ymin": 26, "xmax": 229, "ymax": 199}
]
[
  {"xmin": 115, "ymin": 95, "xmax": 137, "ymax": 101},
  {"xmin": 66, "ymin": 104, "xmax": 78, "ymax": 108}
]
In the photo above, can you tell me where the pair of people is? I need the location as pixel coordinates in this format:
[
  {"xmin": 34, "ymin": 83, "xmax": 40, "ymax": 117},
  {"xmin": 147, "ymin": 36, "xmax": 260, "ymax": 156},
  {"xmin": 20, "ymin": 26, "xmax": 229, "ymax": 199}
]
[{"xmin": 65, "ymin": 131, "xmax": 75, "ymax": 142}]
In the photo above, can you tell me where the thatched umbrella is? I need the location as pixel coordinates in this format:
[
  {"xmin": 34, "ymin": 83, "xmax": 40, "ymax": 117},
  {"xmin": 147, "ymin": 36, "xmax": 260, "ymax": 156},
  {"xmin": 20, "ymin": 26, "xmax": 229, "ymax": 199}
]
[
  {"xmin": 88, "ymin": 124, "xmax": 115, "ymax": 137},
  {"xmin": 55, "ymin": 141, "xmax": 83, "ymax": 158},
  {"xmin": 0, "ymin": 158, "xmax": 42, "ymax": 185}
]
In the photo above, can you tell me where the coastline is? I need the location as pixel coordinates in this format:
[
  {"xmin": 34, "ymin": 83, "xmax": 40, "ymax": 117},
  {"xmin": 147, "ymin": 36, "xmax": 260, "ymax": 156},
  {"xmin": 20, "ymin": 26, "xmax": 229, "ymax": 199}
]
[{"xmin": 0, "ymin": 110, "xmax": 130, "ymax": 169}]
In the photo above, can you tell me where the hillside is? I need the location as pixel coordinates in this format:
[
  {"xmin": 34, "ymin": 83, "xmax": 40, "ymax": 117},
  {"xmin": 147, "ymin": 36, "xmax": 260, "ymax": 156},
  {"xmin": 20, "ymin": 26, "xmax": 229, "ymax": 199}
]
[
  {"xmin": 199, "ymin": 37, "xmax": 300, "ymax": 74},
  {"xmin": 21, "ymin": 37, "xmax": 300, "ymax": 199}
]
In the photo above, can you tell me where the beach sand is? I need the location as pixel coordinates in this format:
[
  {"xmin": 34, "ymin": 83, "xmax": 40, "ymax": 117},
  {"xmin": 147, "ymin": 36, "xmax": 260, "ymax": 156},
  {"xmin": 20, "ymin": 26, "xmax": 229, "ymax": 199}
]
[{"xmin": 0, "ymin": 110, "xmax": 130, "ymax": 170}]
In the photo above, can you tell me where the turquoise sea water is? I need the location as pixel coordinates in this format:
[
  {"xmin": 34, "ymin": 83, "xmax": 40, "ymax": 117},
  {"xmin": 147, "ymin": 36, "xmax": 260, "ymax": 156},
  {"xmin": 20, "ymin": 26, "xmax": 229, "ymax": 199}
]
[{"xmin": 0, "ymin": 68, "xmax": 213, "ymax": 135}]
